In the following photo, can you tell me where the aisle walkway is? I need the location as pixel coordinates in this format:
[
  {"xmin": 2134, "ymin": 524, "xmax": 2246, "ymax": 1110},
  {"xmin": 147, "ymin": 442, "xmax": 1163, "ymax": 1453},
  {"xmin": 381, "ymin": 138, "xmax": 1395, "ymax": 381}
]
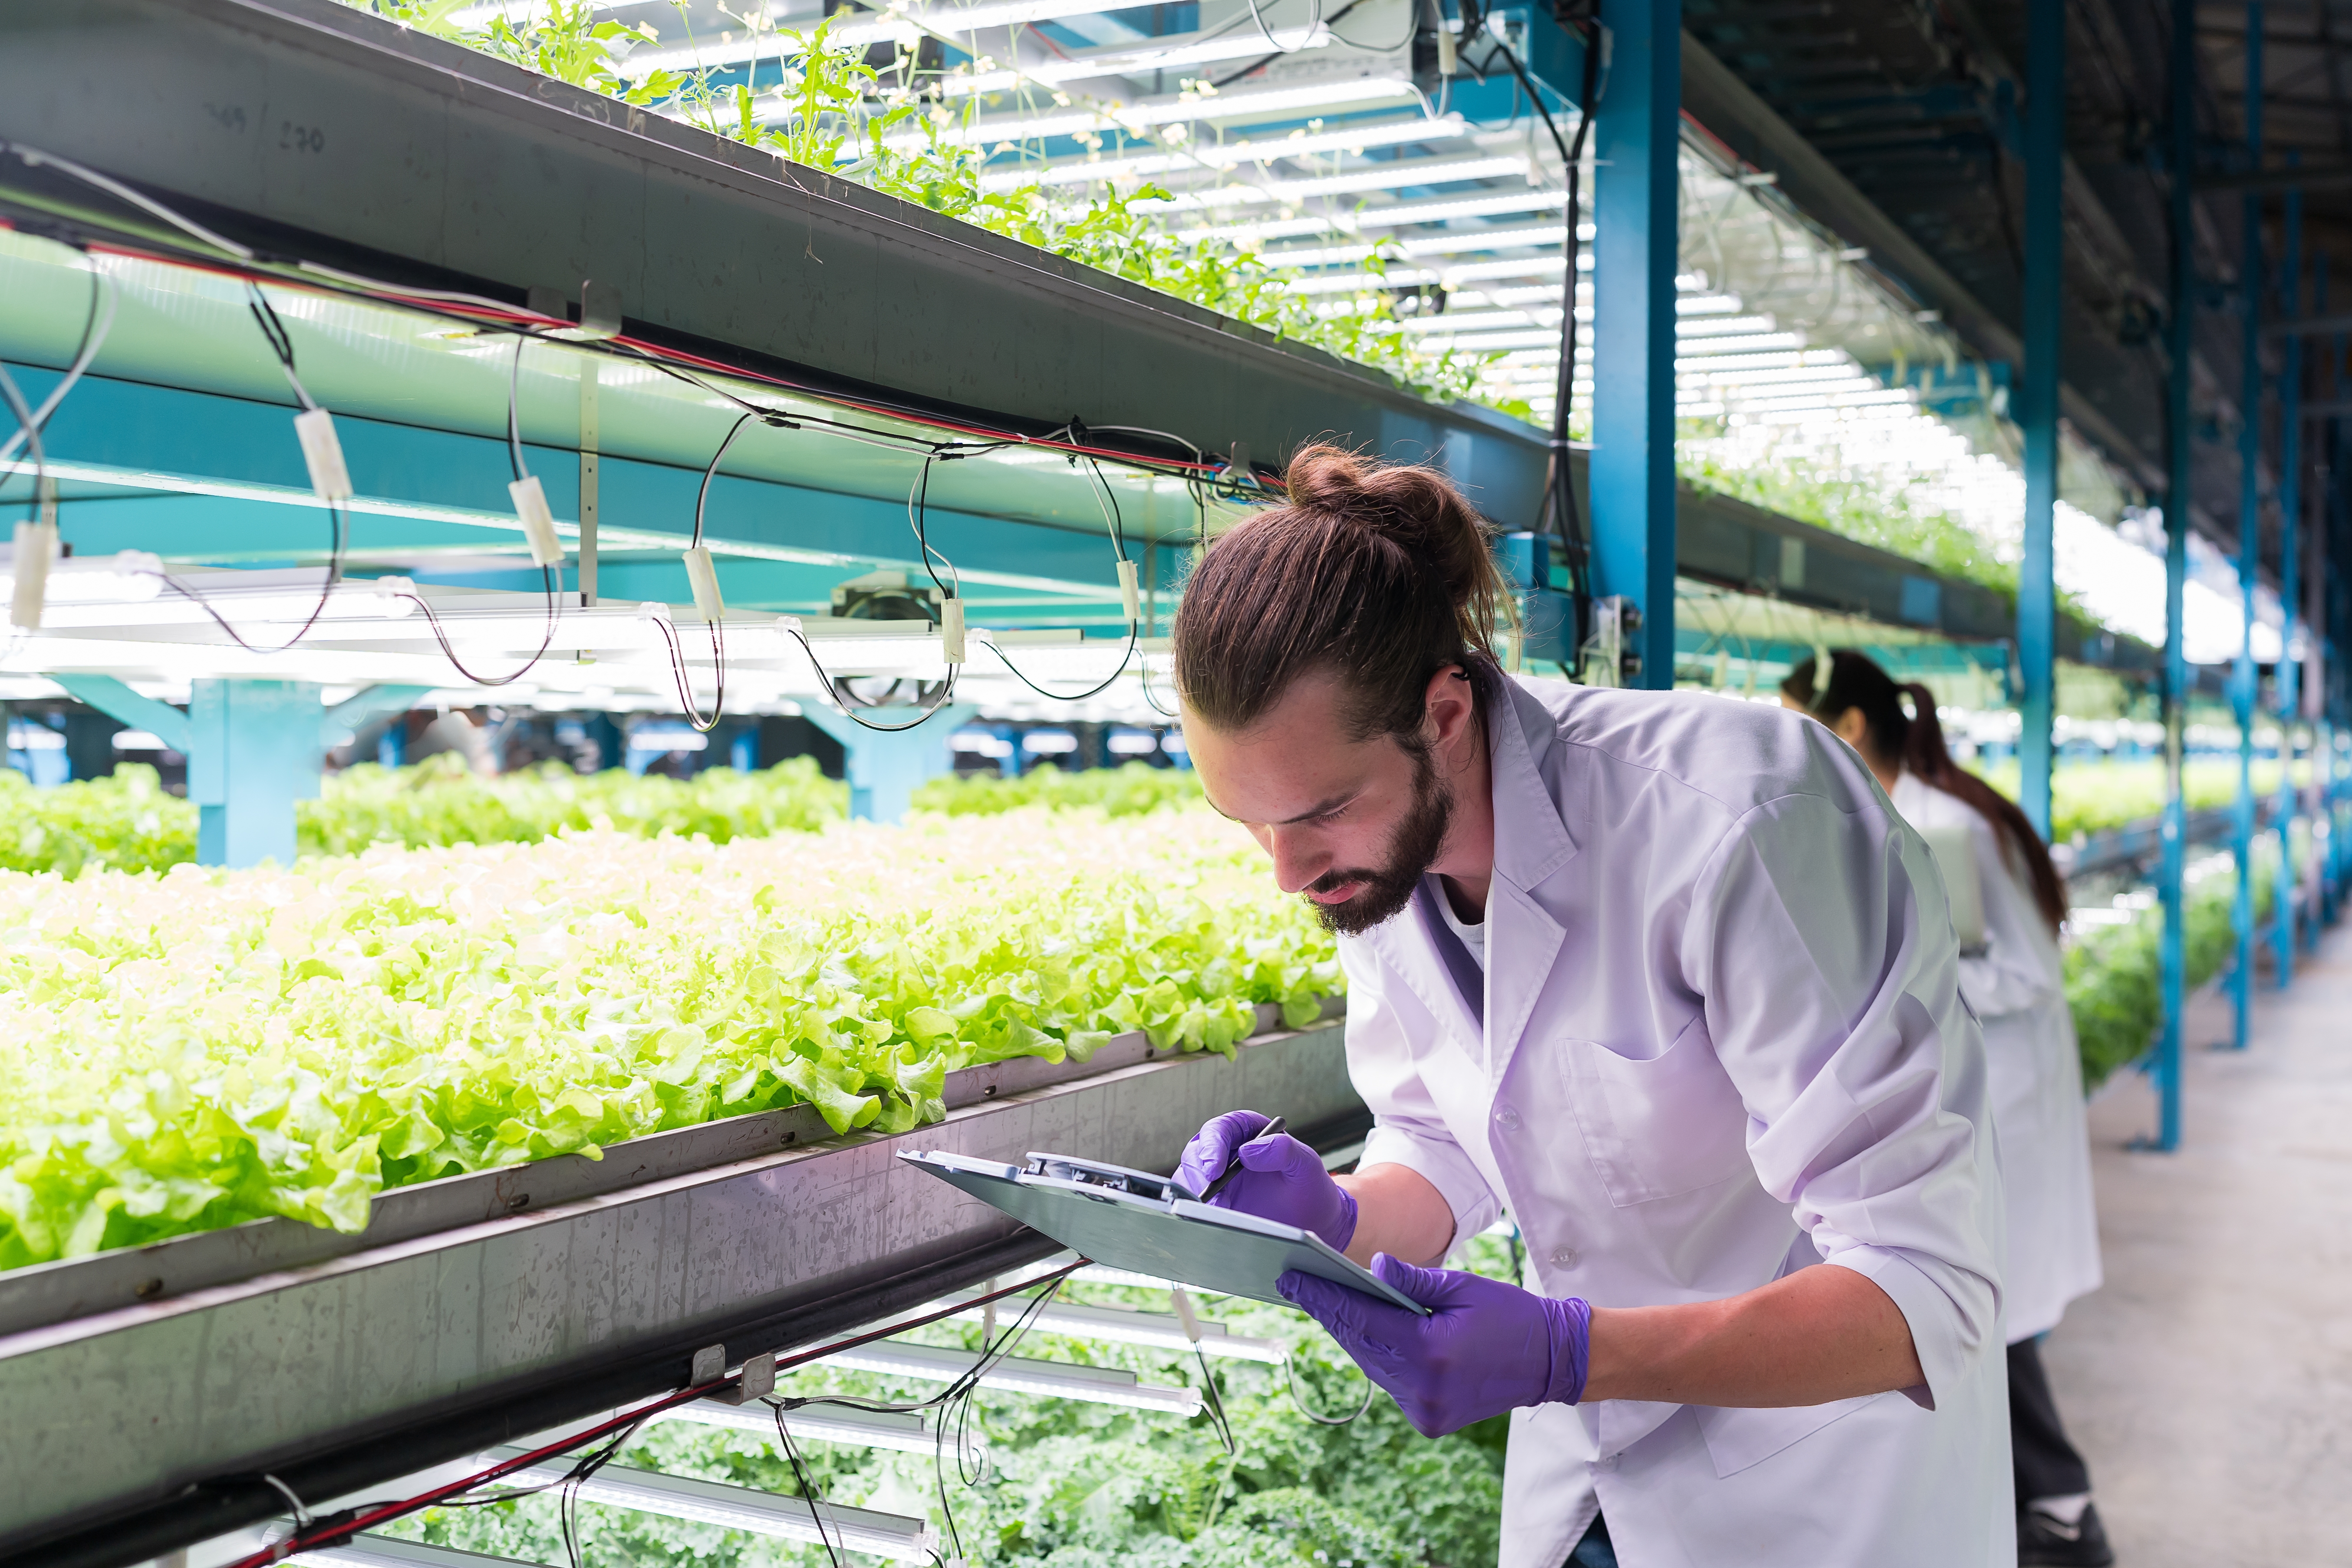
[{"xmin": 2043, "ymin": 925, "xmax": 2352, "ymax": 1568}]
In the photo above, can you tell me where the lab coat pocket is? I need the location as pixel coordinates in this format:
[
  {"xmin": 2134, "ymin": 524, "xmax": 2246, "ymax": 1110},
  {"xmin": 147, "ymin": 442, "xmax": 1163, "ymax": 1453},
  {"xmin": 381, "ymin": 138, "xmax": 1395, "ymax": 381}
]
[
  {"xmin": 1562, "ymin": 1016, "xmax": 1754, "ymax": 1207},
  {"xmin": 1690, "ymin": 1392, "xmax": 1891, "ymax": 1479}
]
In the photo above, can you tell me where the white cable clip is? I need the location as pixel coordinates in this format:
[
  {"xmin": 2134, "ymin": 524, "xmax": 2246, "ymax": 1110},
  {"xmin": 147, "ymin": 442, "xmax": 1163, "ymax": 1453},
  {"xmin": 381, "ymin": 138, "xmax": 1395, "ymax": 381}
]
[
  {"xmin": 1117, "ymin": 559, "xmax": 1141, "ymax": 623},
  {"xmin": 682, "ymin": 546, "xmax": 724, "ymax": 620},
  {"xmin": 940, "ymin": 596, "xmax": 967, "ymax": 664},
  {"xmin": 1170, "ymin": 1287, "xmax": 1205, "ymax": 1345},
  {"xmin": 10, "ymin": 514, "xmax": 56, "ymax": 631},
  {"xmin": 508, "ymin": 475, "xmax": 565, "ymax": 567},
  {"xmin": 292, "ymin": 407, "xmax": 353, "ymax": 501}
]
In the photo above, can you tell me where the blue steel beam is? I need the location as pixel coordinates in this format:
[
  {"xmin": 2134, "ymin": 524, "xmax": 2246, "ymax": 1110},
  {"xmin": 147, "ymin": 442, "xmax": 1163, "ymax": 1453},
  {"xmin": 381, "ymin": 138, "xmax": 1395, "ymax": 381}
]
[
  {"xmin": 188, "ymin": 679, "xmax": 322, "ymax": 867},
  {"xmin": 2276, "ymin": 180, "xmax": 2303, "ymax": 986},
  {"xmin": 2017, "ymin": 0, "xmax": 2064, "ymax": 843},
  {"xmin": 2154, "ymin": 0, "xmax": 2197, "ymax": 1152},
  {"xmin": 46, "ymin": 674, "xmax": 192, "ymax": 754},
  {"xmin": 1589, "ymin": 0, "xmax": 1680, "ymax": 689},
  {"xmin": 2231, "ymin": 5, "xmax": 2263, "ymax": 1053},
  {"xmin": 803, "ymin": 703, "xmax": 977, "ymax": 824}
]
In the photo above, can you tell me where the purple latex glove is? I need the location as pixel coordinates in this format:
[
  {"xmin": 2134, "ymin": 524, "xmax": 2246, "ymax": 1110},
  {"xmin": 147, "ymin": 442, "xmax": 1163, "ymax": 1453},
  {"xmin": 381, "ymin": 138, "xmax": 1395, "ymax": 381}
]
[
  {"xmin": 1174, "ymin": 1109, "xmax": 1357, "ymax": 1251},
  {"xmin": 1278, "ymin": 1254, "xmax": 1591, "ymax": 1437}
]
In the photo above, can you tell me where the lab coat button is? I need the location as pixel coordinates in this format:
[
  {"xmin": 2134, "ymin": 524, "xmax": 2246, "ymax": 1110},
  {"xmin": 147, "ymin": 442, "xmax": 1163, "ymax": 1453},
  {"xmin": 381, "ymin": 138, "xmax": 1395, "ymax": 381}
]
[
  {"xmin": 1493, "ymin": 1107, "xmax": 1522, "ymax": 1132},
  {"xmin": 1550, "ymin": 1246, "xmax": 1579, "ymax": 1268}
]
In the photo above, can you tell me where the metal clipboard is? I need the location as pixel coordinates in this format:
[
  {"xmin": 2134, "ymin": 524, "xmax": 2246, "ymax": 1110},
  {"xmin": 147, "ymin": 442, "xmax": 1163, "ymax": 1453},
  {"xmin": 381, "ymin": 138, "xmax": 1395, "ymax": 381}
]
[{"xmin": 899, "ymin": 1149, "xmax": 1432, "ymax": 1315}]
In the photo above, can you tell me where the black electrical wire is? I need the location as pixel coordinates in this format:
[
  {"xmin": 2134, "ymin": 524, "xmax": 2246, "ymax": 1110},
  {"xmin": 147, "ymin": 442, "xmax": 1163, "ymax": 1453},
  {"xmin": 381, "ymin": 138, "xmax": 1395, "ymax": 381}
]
[
  {"xmin": 507, "ymin": 332, "xmax": 530, "ymax": 483},
  {"xmin": 786, "ymin": 622, "xmax": 964, "ymax": 731},
  {"xmin": 1465, "ymin": 0, "xmax": 1599, "ymax": 600},
  {"xmin": 0, "ymin": 256, "xmax": 114, "ymax": 470},
  {"xmin": 772, "ymin": 1416, "xmax": 847, "ymax": 1568},
  {"xmin": 392, "ymin": 568, "xmax": 561, "ymax": 687},
  {"xmin": 0, "ymin": 361, "xmax": 46, "ymax": 527},
  {"xmin": 1194, "ymin": 1344, "xmax": 1236, "ymax": 1455},
  {"xmin": 3, "ymin": 140, "xmax": 1235, "ymax": 499},
  {"xmin": 982, "ymin": 457, "xmax": 1143, "ymax": 701},
  {"xmin": 127, "ymin": 283, "xmax": 359, "ymax": 655},
  {"xmin": 1283, "ymin": 1352, "xmax": 1379, "ymax": 1425},
  {"xmin": 650, "ymin": 609, "xmax": 727, "ymax": 733}
]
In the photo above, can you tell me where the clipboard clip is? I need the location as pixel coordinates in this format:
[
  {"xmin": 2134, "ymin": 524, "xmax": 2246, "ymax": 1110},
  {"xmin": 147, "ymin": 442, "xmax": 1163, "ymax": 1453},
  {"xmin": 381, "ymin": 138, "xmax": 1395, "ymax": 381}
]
[{"xmin": 1022, "ymin": 1153, "xmax": 1197, "ymax": 1204}]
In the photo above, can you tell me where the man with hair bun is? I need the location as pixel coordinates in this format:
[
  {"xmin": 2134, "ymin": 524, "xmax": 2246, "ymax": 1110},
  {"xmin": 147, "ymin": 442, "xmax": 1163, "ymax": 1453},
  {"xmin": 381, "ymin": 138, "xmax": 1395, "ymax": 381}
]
[{"xmin": 1171, "ymin": 445, "xmax": 2010, "ymax": 1567}]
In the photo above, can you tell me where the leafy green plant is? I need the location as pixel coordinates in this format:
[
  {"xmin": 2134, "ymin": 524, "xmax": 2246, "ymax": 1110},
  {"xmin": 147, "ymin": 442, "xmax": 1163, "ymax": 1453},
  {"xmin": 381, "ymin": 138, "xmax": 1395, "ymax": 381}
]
[
  {"xmin": 0, "ymin": 757, "xmax": 848, "ymax": 876},
  {"xmin": 383, "ymin": 1234, "xmax": 1529, "ymax": 1568},
  {"xmin": 915, "ymin": 761, "xmax": 1202, "ymax": 818},
  {"xmin": 2065, "ymin": 849, "xmax": 2274, "ymax": 1087},
  {"xmin": 0, "ymin": 811, "xmax": 1340, "ymax": 1268}
]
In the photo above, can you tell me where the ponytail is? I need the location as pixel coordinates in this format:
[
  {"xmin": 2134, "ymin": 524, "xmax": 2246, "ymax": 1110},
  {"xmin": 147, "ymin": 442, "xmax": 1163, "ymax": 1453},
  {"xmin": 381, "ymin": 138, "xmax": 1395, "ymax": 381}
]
[
  {"xmin": 1794, "ymin": 650, "xmax": 2068, "ymax": 936},
  {"xmin": 1173, "ymin": 443, "xmax": 1505, "ymax": 740}
]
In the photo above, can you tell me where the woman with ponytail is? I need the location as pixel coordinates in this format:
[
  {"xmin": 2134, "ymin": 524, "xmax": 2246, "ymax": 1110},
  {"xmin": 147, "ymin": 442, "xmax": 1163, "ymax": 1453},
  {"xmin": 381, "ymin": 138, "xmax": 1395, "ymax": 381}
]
[
  {"xmin": 1164, "ymin": 444, "xmax": 2010, "ymax": 1568},
  {"xmin": 1785, "ymin": 650, "xmax": 2108, "ymax": 1567}
]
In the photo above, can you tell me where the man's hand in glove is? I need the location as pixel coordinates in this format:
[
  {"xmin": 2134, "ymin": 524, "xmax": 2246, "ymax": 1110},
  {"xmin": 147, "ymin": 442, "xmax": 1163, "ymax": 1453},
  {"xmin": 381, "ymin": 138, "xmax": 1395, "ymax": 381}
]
[
  {"xmin": 1174, "ymin": 1109, "xmax": 1357, "ymax": 1251},
  {"xmin": 1279, "ymin": 1255, "xmax": 1591, "ymax": 1437}
]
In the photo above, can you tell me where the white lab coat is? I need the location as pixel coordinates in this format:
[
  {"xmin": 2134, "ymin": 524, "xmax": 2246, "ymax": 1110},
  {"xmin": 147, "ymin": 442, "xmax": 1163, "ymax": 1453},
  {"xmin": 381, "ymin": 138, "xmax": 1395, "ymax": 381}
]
[
  {"xmin": 1892, "ymin": 772, "xmax": 2101, "ymax": 1341},
  {"xmin": 1342, "ymin": 676, "xmax": 2012, "ymax": 1568}
]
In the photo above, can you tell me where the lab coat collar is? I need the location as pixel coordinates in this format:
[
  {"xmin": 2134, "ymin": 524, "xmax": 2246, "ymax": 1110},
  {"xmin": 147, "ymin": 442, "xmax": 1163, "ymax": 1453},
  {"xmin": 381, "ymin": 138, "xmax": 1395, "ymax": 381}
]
[
  {"xmin": 1364, "ymin": 676, "xmax": 1580, "ymax": 1080},
  {"xmin": 1480, "ymin": 677, "xmax": 1576, "ymax": 1080}
]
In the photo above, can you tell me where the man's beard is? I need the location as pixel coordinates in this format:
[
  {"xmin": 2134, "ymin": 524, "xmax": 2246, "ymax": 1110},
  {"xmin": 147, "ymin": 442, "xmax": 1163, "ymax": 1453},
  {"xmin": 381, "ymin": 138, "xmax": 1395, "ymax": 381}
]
[{"xmin": 1304, "ymin": 747, "xmax": 1454, "ymax": 936}]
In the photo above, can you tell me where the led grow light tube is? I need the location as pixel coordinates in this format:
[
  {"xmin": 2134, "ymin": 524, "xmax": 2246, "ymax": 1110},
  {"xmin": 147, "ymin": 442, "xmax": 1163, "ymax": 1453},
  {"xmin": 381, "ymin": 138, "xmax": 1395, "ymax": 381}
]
[
  {"xmin": 484, "ymin": 1448, "xmax": 937, "ymax": 1562},
  {"xmin": 938, "ymin": 24, "xmax": 1331, "ymax": 96},
  {"xmin": 291, "ymin": 1537, "xmax": 544, "ymax": 1568},
  {"xmin": 9, "ymin": 458, "xmax": 1113, "ymax": 599},
  {"xmin": 658, "ymin": 1398, "xmax": 986, "ymax": 1462},
  {"xmin": 623, "ymin": 0, "xmax": 1155, "ymax": 73},
  {"xmin": 864, "ymin": 75, "xmax": 1424, "ymax": 145},
  {"xmin": 1135, "ymin": 154, "xmax": 1536, "ymax": 211},
  {"xmin": 991, "ymin": 114, "xmax": 1473, "ymax": 189},
  {"xmin": 822, "ymin": 1339, "xmax": 1203, "ymax": 1413},
  {"xmin": 932, "ymin": 1291, "xmax": 1287, "ymax": 1363}
]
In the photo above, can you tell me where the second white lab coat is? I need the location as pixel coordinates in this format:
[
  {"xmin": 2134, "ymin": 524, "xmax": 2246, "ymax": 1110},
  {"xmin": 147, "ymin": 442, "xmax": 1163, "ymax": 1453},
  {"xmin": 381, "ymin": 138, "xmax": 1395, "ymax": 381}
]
[
  {"xmin": 1892, "ymin": 771, "xmax": 2101, "ymax": 1341},
  {"xmin": 1343, "ymin": 675, "xmax": 2012, "ymax": 1568}
]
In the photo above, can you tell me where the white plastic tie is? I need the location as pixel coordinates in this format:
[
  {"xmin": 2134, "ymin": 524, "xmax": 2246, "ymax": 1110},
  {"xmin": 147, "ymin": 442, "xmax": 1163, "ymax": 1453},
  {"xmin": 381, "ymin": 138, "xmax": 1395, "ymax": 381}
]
[
  {"xmin": 1117, "ymin": 559, "xmax": 1140, "ymax": 622},
  {"xmin": 682, "ymin": 545, "xmax": 724, "ymax": 620},
  {"xmin": 941, "ymin": 597, "xmax": 967, "ymax": 664},
  {"xmin": 508, "ymin": 475, "xmax": 564, "ymax": 567},
  {"xmin": 10, "ymin": 518, "xmax": 55, "ymax": 631},
  {"xmin": 292, "ymin": 407, "xmax": 353, "ymax": 501}
]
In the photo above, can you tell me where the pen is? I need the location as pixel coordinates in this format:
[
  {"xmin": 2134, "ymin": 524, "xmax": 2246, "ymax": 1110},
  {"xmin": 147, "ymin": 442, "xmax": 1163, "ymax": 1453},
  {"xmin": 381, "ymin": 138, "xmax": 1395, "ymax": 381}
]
[{"xmin": 1196, "ymin": 1116, "xmax": 1285, "ymax": 1202}]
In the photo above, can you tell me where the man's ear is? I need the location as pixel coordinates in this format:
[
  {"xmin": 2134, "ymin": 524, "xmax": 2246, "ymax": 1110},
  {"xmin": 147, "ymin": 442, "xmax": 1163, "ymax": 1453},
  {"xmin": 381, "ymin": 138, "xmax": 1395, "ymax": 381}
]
[{"xmin": 1424, "ymin": 664, "xmax": 1477, "ymax": 755}]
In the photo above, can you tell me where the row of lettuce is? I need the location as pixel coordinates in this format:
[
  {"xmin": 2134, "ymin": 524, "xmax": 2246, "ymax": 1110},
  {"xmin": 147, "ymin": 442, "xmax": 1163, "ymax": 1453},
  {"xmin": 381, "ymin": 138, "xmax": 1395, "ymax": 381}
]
[
  {"xmin": 0, "ymin": 807, "xmax": 1337, "ymax": 1270},
  {"xmin": 0, "ymin": 756, "xmax": 1192, "ymax": 878},
  {"xmin": 0, "ymin": 756, "xmax": 2310, "ymax": 1271},
  {"xmin": 0, "ymin": 756, "xmax": 2295, "ymax": 878}
]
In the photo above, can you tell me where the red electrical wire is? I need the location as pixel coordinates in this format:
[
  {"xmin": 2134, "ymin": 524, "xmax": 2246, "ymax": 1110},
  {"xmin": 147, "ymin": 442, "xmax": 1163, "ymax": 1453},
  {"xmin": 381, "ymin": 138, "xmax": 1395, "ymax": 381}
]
[
  {"xmin": 219, "ymin": 1260, "xmax": 1084, "ymax": 1568},
  {"xmin": 17, "ymin": 225, "xmax": 1235, "ymax": 480}
]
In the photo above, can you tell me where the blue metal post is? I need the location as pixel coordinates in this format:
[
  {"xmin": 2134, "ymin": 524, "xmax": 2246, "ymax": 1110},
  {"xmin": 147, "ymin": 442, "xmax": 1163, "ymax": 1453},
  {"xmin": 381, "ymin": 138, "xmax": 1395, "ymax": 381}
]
[
  {"xmin": 2154, "ymin": 0, "xmax": 2195, "ymax": 1149},
  {"xmin": 2018, "ymin": 0, "xmax": 2064, "ymax": 843},
  {"xmin": 2276, "ymin": 194, "xmax": 2303, "ymax": 984},
  {"xmin": 188, "ymin": 679, "xmax": 323, "ymax": 867},
  {"xmin": 731, "ymin": 725, "xmax": 757, "ymax": 772},
  {"xmin": 1589, "ymin": 0, "xmax": 1680, "ymax": 690},
  {"xmin": 2230, "ymin": 7, "xmax": 2263, "ymax": 1051},
  {"xmin": 803, "ymin": 704, "xmax": 978, "ymax": 823}
]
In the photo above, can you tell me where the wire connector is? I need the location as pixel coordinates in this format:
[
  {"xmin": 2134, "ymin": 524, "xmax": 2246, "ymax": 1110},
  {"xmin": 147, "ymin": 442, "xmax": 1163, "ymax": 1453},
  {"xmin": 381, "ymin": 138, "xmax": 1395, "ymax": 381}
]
[
  {"xmin": 941, "ymin": 596, "xmax": 967, "ymax": 664},
  {"xmin": 507, "ymin": 475, "xmax": 564, "ymax": 567},
  {"xmin": 10, "ymin": 515, "xmax": 55, "ymax": 631},
  {"xmin": 1117, "ymin": 559, "xmax": 1140, "ymax": 623},
  {"xmin": 682, "ymin": 546, "xmax": 724, "ymax": 620},
  {"xmin": 292, "ymin": 407, "xmax": 353, "ymax": 502}
]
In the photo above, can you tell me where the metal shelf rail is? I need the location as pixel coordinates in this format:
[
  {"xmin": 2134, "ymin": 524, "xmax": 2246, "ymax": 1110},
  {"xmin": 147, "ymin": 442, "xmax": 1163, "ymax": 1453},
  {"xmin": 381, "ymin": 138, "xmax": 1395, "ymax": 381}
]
[{"xmin": 0, "ymin": 1003, "xmax": 1364, "ymax": 1568}]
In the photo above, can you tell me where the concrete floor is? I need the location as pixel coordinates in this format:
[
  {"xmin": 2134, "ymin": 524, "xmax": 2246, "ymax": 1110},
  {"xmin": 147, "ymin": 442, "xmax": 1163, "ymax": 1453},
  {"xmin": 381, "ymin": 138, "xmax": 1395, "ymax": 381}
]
[{"xmin": 2043, "ymin": 922, "xmax": 2352, "ymax": 1568}]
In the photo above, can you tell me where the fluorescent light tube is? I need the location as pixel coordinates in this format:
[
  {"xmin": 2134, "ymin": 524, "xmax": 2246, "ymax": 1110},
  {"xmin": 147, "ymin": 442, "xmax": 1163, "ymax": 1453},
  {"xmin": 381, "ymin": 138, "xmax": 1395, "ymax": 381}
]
[
  {"xmin": 484, "ymin": 1449, "xmax": 937, "ymax": 1561},
  {"xmin": 821, "ymin": 1339, "xmax": 1202, "ymax": 1413}
]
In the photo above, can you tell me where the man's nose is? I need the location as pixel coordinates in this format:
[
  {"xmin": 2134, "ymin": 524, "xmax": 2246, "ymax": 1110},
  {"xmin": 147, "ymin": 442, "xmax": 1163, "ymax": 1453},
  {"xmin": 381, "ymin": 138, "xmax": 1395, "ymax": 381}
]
[{"xmin": 1262, "ymin": 827, "xmax": 1329, "ymax": 895}]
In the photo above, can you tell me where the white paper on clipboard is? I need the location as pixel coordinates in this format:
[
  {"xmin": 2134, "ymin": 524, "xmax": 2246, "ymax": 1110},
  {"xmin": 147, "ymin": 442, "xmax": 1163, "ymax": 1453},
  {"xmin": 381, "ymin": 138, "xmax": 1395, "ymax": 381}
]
[
  {"xmin": 1918, "ymin": 823, "xmax": 1986, "ymax": 952},
  {"xmin": 900, "ymin": 1149, "xmax": 1432, "ymax": 1315}
]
